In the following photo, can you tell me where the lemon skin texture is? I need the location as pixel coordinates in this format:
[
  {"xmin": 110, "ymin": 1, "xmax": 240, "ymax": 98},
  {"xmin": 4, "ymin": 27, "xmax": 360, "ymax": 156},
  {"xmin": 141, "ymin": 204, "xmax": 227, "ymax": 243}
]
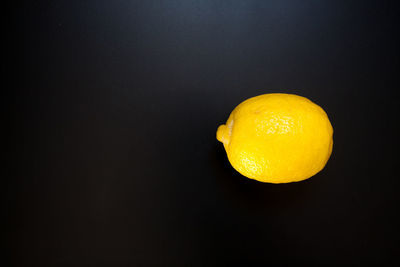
[{"xmin": 217, "ymin": 93, "xmax": 333, "ymax": 183}]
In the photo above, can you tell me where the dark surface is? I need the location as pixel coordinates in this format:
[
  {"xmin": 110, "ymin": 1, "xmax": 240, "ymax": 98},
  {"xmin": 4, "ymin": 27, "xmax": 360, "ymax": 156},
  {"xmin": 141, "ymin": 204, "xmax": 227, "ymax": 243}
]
[{"xmin": 8, "ymin": 1, "xmax": 400, "ymax": 266}]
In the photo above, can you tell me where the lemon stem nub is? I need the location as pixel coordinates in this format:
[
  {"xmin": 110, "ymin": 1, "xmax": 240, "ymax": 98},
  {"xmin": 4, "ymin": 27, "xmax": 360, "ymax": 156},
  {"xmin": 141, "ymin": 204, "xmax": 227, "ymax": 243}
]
[{"xmin": 217, "ymin": 125, "xmax": 230, "ymax": 145}]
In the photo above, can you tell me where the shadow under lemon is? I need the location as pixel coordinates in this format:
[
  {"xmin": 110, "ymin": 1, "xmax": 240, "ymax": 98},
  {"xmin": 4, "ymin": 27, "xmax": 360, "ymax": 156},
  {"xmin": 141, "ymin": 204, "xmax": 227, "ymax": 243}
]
[{"xmin": 210, "ymin": 142, "xmax": 318, "ymax": 215}]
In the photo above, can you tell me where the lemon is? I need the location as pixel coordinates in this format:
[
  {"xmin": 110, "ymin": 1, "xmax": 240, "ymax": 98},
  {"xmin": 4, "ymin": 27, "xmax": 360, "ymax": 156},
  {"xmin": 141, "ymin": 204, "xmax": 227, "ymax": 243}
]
[{"xmin": 217, "ymin": 93, "xmax": 333, "ymax": 183}]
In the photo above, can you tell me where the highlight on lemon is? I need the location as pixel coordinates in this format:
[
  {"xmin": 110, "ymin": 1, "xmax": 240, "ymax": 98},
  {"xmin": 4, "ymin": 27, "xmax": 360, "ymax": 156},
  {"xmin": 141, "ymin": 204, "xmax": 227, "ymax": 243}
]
[{"xmin": 217, "ymin": 93, "xmax": 333, "ymax": 184}]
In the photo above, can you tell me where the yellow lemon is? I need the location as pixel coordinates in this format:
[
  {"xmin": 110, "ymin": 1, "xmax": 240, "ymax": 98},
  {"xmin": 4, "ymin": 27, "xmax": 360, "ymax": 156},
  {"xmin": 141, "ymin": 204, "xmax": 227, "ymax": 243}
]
[{"xmin": 217, "ymin": 93, "xmax": 333, "ymax": 183}]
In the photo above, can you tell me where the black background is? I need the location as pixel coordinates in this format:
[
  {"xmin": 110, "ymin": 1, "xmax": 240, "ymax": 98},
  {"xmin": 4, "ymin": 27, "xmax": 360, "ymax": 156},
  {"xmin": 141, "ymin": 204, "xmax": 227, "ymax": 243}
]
[{"xmin": 8, "ymin": 1, "xmax": 400, "ymax": 266}]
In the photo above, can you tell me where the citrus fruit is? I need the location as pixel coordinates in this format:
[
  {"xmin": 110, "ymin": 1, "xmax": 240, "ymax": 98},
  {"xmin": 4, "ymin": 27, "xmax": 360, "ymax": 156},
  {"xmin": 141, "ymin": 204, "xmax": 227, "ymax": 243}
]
[{"xmin": 216, "ymin": 93, "xmax": 333, "ymax": 183}]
